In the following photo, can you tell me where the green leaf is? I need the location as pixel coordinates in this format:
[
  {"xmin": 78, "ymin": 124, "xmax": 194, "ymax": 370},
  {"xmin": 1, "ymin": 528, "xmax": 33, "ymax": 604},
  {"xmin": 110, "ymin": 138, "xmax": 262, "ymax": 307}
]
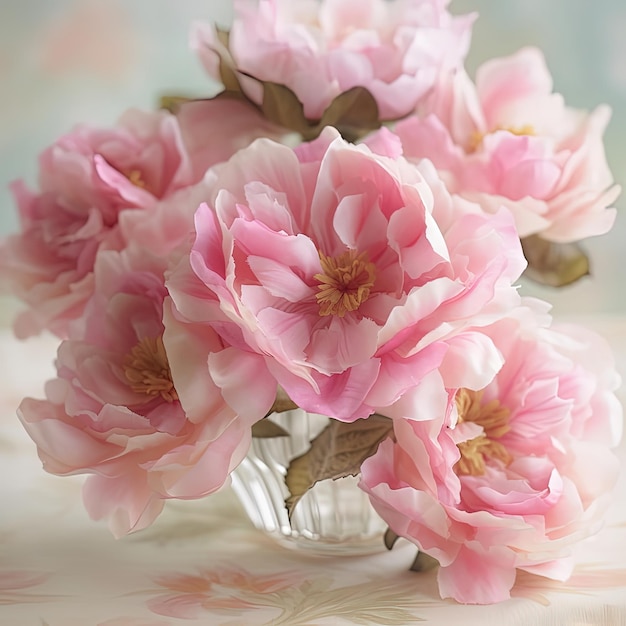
[
  {"xmin": 251, "ymin": 419, "xmax": 290, "ymax": 438},
  {"xmin": 521, "ymin": 235, "xmax": 590, "ymax": 287},
  {"xmin": 285, "ymin": 414, "xmax": 393, "ymax": 517}
]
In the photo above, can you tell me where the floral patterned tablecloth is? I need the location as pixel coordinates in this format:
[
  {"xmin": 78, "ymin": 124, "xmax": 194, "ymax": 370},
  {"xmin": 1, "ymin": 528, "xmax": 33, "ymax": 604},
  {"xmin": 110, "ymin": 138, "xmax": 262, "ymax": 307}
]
[{"xmin": 1, "ymin": 320, "xmax": 626, "ymax": 626}]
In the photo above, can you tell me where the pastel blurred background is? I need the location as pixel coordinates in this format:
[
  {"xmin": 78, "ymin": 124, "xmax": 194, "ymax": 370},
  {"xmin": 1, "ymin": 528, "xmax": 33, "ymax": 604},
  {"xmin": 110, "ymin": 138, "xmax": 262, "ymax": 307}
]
[{"xmin": 1, "ymin": 0, "xmax": 625, "ymax": 319}]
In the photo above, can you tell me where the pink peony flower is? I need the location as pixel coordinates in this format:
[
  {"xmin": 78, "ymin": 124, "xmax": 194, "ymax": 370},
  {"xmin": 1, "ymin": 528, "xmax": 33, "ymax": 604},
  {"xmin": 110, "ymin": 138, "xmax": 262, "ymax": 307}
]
[
  {"xmin": 395, "ymin": 47, "xmax": 620, "ymax": 242},
  {"xmin": 0, "ymin": 102, "xmax": 277, "ymax": 340},
  {"xmin": 166, "ymin": 127, "xmax": 526, "ymax": 422},
  {"xmin": 193, "ymin": 0, "xmax": 475, "ymax": 120},
  {"xmin": 17, "ymin": 241, "xmax": 273, "ymax": 537},
  {"xmin": 360, "ymin": 303, "xmax": 623, "ymax": 604},
  {"xmin": 0, "ymin": 109, "xmax": 194, "ymax": 339}
]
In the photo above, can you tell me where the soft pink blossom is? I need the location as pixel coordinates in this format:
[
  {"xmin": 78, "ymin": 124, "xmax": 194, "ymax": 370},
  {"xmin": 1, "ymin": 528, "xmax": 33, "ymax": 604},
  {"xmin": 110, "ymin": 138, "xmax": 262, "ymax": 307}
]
[
  {"xmin": 0, "ymin": 109, "xmax": 195, "ymax": 339},
  {"xmin": 17, "ymin": 242, "xmax": 273, "ymax": 537},
  {"xmin": 360, "ymin": 303, "xmax": 622, "ymax": 604},
  {"xmin": 166, "ymin": 127, "xmax": 526, "ymax": 422},
  {"xmin": 395, "ymin": 47, "xmax": 620, "ymax": 242},
  {"xmin": 193, "ymin": 0, "xmax": 475, "ymax": 120},
  {"xmin": 0, "ymin": 100, "xmax": 279, "ymax": 340}
]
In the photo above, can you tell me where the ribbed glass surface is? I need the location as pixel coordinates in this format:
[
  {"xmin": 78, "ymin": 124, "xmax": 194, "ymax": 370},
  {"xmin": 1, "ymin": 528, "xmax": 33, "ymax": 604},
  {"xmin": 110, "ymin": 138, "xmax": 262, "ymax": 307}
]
[{"xmin": 230, "ymin": 409, "xmax": 387, "ymax": 555}]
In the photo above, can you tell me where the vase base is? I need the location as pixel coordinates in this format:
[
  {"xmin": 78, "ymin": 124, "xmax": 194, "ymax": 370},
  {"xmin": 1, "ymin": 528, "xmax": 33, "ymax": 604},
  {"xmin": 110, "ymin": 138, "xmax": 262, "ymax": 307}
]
[{"xmin": 268, "ymin": 530, "xmax": 386, "ymax": 557}]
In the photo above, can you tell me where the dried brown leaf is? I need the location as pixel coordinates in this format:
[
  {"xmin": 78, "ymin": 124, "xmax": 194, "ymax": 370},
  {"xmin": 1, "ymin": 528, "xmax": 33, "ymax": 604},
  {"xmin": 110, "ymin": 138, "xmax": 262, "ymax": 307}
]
[
  {"xmin": 266, "ymin": 389, "xmax": 299, "ymax": 416},
  {"xmin": 384, "ymin": 527, "xmax": 401, "ymax": 551},
  {"xmin": 318, "ymin": 86, "xmax": 381, "ymax": 142},
  {"xmin": 204, "ymin": 29, "xmax": 382, "ymax": 142},
  {"xmin": 251, "ymin": 419, "xmax": 290, "ymax": 438},
  {"xmin": 211, "ymin": 27, "xmax": 242, "ymax": 94},
  {"xmin": 522, "ymin": 235, "xmax": 590, "ymax": 287},
  {"xmin": 409, "ymin": 551, "xmax": 439, "ymax": 573},
  {"xmin": 215, "ymin": 26, "xmax": 230, "ymax": 48},
  {"xmin": 159, "ymin": 95, "xmax": 192, "ymax": 114},
  {"xmin": 285, "ymin": 414, "xmax": 393, "ymax": 517},
  {"xmin": 261, "ymin": 81, "xmax": 310, "ymax": 135},
  {"xmin": 260, "ymin": 82, "xmax": 381, "ymax": 141}
]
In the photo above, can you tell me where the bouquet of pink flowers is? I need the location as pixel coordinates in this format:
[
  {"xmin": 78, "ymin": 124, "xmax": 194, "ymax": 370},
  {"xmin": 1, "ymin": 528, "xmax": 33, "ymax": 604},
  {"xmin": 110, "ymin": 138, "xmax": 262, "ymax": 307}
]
[{"xmin": 1, "ymin": 0, "xmax": 622, "ymax": 605}]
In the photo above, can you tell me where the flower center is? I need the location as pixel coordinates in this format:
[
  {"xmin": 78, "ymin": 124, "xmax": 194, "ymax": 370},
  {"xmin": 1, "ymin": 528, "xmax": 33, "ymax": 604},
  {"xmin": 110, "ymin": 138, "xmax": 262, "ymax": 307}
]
[
  {"xmin": 454, "ymin": 388, "xmax": 512, "ymax": 476},
  {"xmin": 468, "ymin": 124, "xmax": 535, "ymax": 152},
  {"xmin": 123, "ymin": 336, "xmax": 178, "ymax": 402},
  {"xmin": 127, "ymin": 169, "xmax": 147, "ymax": 188},
  {"xmin": 314, "ymin": 249, "xmax": 376, "ymax": 317}
]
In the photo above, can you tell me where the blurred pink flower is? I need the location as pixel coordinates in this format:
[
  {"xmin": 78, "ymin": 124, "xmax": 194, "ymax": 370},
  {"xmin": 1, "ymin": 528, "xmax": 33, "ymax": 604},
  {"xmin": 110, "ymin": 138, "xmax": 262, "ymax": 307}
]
[
  {"xmin": 360, "ymin": 303, "xmax": 622, "ymax": 604},
  {"xmin": 36, "ymin": 0, "xmax": 138, "ymax": 81},
  {"xmin": 0, "ymin": 100, "xmax": 276, "ymax": 340},
  {"xmin": 0, "ymin": 109, "xmax": 195, "ymax": 339},
  {"xmin": 18, "ymin": 241, "xmax": 264, "ymax": 537},
  {"xmin": 167, "ymin": 127, "xmax": 526, "ymax": 422},
  {"xmin": 193, "ymin": 0, "xmax": 475, "ymax": 120},
  {"xmin": 395, "ymin": 47, "xmax": 620, "ymax": 242}
]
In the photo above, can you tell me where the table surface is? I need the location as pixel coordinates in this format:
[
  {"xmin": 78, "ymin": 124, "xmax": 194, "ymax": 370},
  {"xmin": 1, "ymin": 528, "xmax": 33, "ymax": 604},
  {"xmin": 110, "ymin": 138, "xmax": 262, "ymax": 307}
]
[{"xmin": 2, "ymin": 319, "xmax": 626, "ymax": 626}]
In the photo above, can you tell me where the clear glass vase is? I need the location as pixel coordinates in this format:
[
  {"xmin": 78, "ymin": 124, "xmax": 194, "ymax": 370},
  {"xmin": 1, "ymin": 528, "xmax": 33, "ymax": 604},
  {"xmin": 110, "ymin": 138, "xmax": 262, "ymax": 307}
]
[{"xmin": 230, "ymin": 409, "xmax": 387, "ymax": 555}]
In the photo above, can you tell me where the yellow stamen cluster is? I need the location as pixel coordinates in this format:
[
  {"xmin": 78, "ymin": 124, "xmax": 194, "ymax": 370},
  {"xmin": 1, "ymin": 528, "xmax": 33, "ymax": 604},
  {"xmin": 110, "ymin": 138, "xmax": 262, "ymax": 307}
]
[
  {"xmin": 468, "ymin": 124, "xmax": 536, "ymax": 153},
  {"xmin": 123, "ymin": 335, "xmax": 178, "ymax": 403},
  {"xmin": 454, "ymin": 388, "xmax": 512, "ymax": 476},
  {"xmin": 127, "ymin": 169, "xmax": 147, "ymax": 189},
  {"xmin": 314, "ymin": 249, "xmax": 376, "ymax": 317}
]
